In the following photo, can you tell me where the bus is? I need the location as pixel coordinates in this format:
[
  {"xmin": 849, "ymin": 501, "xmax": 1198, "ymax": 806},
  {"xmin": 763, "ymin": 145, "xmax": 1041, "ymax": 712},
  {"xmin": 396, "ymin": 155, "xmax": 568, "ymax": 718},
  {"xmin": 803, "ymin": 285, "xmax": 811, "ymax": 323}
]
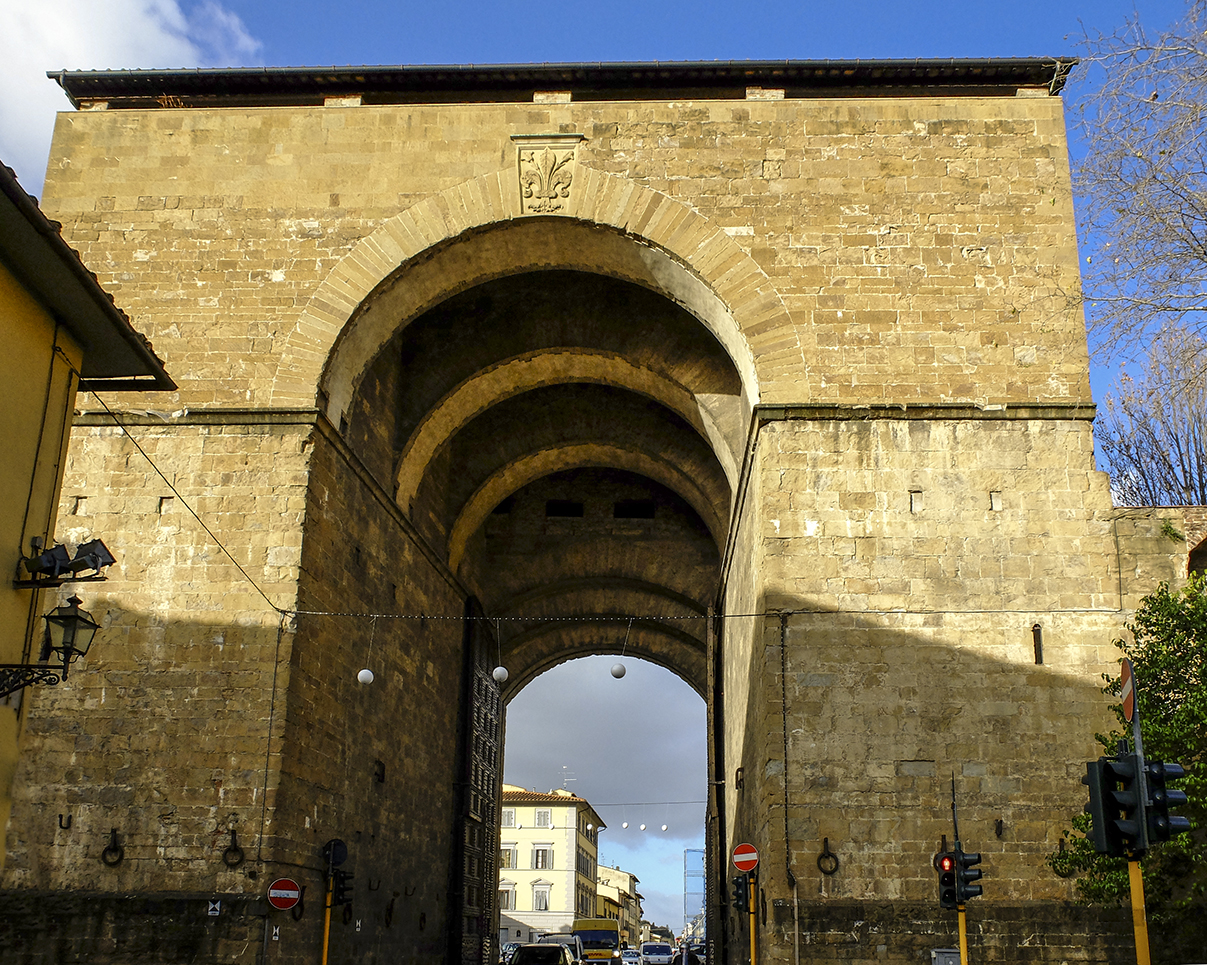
[{"xmin": 572, "ymin": 919, "xmax": 621, "ymax": 962}]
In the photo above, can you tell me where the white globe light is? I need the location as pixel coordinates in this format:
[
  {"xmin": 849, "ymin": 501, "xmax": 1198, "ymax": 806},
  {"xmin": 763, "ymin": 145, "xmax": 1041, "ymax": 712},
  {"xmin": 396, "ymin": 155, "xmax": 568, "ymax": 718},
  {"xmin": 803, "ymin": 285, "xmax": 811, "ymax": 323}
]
[
  {"xmin": 357, "ymin": 668, "xmax": 374, "ymax": 685},
  {"xmin": 622, "ymin": 822, "xmax": 628, "ymax": 829},
  {"xmin": 639, "ymin": 824, "xmax": 646, "ymax": 831},
  {"xmin": 661, "ymin": 824, "xmax": 668, "ymax": 832},
  {"xmin": 610, "ymin": 663, "xmax": 626, "ymax": 678},
  {"xmin": 492, "ymin": 666, "xmax": 509, "ymax": 683}
]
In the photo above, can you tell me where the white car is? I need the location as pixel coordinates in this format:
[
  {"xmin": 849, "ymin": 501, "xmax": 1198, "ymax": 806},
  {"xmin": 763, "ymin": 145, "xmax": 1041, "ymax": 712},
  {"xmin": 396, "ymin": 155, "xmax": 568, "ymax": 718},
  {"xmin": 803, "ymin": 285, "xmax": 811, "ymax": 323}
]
[{"xmin": 622, "ymin": 951, "xmax": 641, "ymax": 965}]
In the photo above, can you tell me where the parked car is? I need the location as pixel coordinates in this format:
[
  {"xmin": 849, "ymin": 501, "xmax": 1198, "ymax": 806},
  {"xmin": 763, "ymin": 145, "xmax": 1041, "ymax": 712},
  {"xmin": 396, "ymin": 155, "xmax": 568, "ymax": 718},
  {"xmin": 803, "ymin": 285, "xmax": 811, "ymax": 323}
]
[
  {"xmin": 511, "ymin": 944, "xmax": 575, "ymax": 965},
  {"xmin": 538, "ymin": 934, "xmax": 586, "ymax": 965},
  {"xmin": 622, "ymin": 950, "xmax": 641, "ymax": 965},
  {"xmin": 641, "ymin": 943, "xmax": 674, "ymax": 965},
  {"xmin": 501, "ymin": 941, "xmax": 523, "ymax": 963}
]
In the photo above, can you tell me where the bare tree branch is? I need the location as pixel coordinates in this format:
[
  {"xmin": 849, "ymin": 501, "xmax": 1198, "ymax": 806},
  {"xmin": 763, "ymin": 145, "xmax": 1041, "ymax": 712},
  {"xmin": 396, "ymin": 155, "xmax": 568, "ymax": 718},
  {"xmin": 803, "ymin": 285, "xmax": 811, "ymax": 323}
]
[
  {"xmin": 1072, "ymin": 1, "xmax": 1207, "ymax": 360},
  {"xmin": 1097, "ymin": 327, "xmax": 1207, "ymax": 505}
]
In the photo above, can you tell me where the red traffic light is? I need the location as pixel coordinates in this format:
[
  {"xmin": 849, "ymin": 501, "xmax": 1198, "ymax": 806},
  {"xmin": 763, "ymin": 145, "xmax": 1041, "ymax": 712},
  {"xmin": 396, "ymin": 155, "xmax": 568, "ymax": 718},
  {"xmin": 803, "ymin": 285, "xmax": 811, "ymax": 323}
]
[{"xmin": 938, "ymin": 854, "xmax": 955, "ymax": 873}]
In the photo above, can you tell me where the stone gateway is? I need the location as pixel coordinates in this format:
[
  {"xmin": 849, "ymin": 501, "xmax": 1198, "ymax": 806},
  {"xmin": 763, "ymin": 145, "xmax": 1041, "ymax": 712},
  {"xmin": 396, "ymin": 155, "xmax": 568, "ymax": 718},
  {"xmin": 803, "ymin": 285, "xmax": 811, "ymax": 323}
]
[{"xmin": 0, "ymin": 60, "xmax": 1190, "ymax": 964}]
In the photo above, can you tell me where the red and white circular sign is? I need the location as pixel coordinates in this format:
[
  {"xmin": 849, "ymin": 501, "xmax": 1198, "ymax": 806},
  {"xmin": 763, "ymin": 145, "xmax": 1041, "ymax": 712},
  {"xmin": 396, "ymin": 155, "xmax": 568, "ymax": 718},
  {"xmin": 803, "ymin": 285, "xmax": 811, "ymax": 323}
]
[
  {"xmin": 732, "ymin": 843, "xmax": 759, "ymax": 872},
  {"xmin": 267, "ymin": 877, "xmax": 302, "ymax": 911}
]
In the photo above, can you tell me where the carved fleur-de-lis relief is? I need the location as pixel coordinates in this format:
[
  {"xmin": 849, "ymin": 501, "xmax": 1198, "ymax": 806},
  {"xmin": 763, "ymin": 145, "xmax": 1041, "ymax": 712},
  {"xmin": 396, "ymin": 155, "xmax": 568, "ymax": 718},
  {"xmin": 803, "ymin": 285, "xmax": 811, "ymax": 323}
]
[
  {"xmin": 520, "ymin": 148, "xmax": 574, "ymax": 212},
  {"xmin": 513, "ymin": 134, "xmax": 585, "ymax": 215}
]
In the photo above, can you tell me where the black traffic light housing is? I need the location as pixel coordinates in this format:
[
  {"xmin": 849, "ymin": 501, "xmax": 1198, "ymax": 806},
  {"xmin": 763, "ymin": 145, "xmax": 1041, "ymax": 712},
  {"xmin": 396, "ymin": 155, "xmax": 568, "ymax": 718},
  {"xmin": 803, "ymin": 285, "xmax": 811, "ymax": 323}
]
[
  {"xmin": 322, "ymin": 838, "xmax": 352, "ymax": 907},
  {"xmin": 1146, "ymin": 761, "xmax": 1192, "ymax": 844},
  {"xmin": 332, "ymin": 869, "xmax": 353, "ymax": 906},
  {"xmin": 954, "ymin": 849, "xmax": 983, "ymax": 902},
  {"xmin": 1084, "ymin": 753, "xmax": 1148, "ymax": 857},
  {"xmin": 730, "ymin": 874, "xmax": 749, "ymax": 915},
  {"xmin": 936, "ymin": 852, "xmax": 957, "ymax": 910}
]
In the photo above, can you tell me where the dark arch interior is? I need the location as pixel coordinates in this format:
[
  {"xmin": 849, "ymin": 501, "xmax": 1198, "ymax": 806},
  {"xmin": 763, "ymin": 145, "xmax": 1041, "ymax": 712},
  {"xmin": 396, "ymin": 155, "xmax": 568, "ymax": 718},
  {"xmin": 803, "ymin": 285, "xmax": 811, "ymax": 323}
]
[{"xmin": 344, "ymin": 267, "xmax": 742, "ymax": 695}]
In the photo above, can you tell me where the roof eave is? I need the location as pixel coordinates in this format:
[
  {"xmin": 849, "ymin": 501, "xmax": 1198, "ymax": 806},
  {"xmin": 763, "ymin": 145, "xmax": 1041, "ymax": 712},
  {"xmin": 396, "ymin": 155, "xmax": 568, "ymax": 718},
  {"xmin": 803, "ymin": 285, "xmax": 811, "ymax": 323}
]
[
  {"xmin": 49, "ymin": 57, "xmax": 1078, "ymax": 109},
  {"xmin": 0, "ymin": 163, "xmax": 175, "ymax": 390}
]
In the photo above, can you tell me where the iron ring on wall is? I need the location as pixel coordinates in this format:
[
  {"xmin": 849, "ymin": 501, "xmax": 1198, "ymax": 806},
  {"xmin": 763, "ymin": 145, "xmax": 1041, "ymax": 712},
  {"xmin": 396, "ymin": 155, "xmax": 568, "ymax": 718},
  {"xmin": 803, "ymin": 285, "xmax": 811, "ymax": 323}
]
[{"xmin": 817, "ymin": 837, "xmax": 839, "ymax": 876}]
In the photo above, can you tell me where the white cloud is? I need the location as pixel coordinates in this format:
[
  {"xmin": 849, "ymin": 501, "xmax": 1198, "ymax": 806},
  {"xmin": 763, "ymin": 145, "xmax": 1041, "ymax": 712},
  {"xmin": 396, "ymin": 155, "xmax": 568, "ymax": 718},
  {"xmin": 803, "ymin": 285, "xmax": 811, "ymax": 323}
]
[{"xmin": 0, "ymin": 0, "xmax": 261, "ymax": 196}]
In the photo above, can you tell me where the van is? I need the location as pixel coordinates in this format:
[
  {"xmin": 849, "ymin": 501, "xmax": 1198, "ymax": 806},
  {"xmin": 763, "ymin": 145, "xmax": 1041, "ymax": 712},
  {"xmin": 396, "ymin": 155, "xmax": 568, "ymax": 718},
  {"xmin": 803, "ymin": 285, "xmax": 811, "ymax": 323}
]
[
  {"xmin": 641, "ymin": 943, "xmax": 674, "ymax": 965},
  {"xmin": 572, "ymin": 918, "xmax": 621, "ymax": 962}
]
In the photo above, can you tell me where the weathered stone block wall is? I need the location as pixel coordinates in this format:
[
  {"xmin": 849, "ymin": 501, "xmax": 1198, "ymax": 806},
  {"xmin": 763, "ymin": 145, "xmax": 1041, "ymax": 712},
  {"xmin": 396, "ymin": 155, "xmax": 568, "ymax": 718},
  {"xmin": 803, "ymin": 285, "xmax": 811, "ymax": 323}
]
[
  {"xmin": 2, "ymin": 412, "xmax": 477, "ymax": 964},
  {"xmin": 723, "ymin": 412, "xmax": 1187, "ymax": 959},
  {"xmin": 3, "ymin": 417, "xmax": 308, "ymax": 895},
  {"xmin": 14, "ymin": 78, "xmax": 1179, "ymax": 965},
  {"xmin": 277, "ymin": 423, "xmax": 471, "ymax": 964},
  {"xmin": 42, "ymin": 93, "xmax": 1086, "ymax": 413},
  {"xmin": 0, "ymin": 891, "xmax": 267, "ymax": 965},
  {"xmin": 767, "ymin": 899, "xmax": 1133, "ymax": 964}
]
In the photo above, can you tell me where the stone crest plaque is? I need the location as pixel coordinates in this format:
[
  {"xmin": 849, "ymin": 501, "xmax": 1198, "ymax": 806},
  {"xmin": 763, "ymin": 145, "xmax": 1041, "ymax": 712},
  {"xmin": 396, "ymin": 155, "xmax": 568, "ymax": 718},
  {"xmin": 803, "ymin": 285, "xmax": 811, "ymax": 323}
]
[{"xmin": 513, "ymin": 134, "xmax": 585, "ymax": 214}]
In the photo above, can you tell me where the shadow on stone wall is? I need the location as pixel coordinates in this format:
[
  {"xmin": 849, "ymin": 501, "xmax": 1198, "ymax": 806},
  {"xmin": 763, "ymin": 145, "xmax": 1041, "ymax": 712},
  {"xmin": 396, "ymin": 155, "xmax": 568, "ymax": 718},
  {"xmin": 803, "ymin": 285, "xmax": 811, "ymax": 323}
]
[
  {"xmin": 718, "ymin": 594, "xmax": 1145, "ymax": 965},
  {"xmin": 1, "ymin": 602, "xmax": 466, "ymax": 965}
]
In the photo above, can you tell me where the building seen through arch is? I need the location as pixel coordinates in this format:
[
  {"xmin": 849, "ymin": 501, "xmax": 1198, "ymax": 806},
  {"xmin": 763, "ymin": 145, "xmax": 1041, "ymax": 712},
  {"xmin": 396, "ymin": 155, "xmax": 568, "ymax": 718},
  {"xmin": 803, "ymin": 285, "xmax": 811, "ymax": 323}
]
[{"xmin": 0, "ymin": 59, "xmax": 1198, "ymax": 965}]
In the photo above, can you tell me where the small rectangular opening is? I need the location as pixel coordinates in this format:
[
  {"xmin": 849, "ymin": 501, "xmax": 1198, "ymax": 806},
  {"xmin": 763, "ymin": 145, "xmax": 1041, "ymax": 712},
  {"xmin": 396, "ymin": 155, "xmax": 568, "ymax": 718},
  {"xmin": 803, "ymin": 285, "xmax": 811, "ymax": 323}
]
[
  {"xmin": 70, "ymin": 496, "xmax": 86, "ymax": 515},
  {"xmin": 1032, "ymin": 624, "xmax": 1044, "ymax": 665},
  {"xmin": 909, "ymin": 491, "xmax": 923, "ymax": 513},
  {"xmin": 545, "ymin": 499, "xmax": 583, "ymax": 518},
  {"xmin": 613, "ymin": 499, "xmax": 656, "ymax": 519},
  {"xmin": 158, "ymin": 496, "xmax": 173, "ymax": 514},
  {"xmin": 989, "ymin": 491, "xmax": 1003, "ymax": 512}
]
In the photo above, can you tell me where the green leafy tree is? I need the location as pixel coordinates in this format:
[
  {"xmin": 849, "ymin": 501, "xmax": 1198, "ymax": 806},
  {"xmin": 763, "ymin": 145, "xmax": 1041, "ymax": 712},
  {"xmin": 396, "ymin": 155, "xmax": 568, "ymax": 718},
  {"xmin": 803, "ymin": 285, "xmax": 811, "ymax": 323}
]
[{"xmin": 1049, "ymin": 572, "xmax": 1207, "ymax": 963}]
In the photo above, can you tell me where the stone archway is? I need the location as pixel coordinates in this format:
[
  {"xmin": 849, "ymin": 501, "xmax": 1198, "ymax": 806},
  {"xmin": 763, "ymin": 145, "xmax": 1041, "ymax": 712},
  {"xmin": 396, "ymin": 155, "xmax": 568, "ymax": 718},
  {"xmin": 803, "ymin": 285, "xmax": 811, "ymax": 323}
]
[
  {"xmin": 267, "ymin": 168, "xmax": 791, "ymax": 425},
  {"xmin": 321, "ymin": 222, "xmax": 747, "ymax": 963}
]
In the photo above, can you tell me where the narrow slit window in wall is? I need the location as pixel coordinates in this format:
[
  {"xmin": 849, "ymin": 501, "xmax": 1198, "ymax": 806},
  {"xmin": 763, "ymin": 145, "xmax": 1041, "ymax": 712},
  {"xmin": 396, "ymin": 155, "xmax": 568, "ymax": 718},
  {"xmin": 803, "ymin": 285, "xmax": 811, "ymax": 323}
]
[{"xmin": 1032, "ymin": 623, "xmax": 1044, "ymax": 665}]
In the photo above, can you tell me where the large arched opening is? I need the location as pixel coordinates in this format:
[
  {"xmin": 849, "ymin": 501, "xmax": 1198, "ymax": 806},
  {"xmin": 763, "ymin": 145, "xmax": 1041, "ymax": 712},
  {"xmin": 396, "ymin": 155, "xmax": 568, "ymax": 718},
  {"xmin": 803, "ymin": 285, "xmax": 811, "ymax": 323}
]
[{"xmin": 317, "ymin": 216, "xmax": 751, "ymax": 960}]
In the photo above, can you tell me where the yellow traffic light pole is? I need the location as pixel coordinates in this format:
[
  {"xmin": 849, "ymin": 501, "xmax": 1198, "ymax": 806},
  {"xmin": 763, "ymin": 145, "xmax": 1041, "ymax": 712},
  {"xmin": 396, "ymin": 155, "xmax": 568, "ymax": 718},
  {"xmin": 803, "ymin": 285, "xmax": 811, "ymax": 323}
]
[
  {"xmin": 747, "ymin": 874, "xmax": 757, "ymax": 965},
  {"xmin": 320, "ymin": 873, "xmax": 334, "ymax": 965},
  {"xmin": 956, "ymin": 905, "xmax": 968, "ymax": 964},
  {"xmin": 1128, "ymin": 859, "xmax": 1151, "ymax": 965},
  {"xmin": 1123, "ymin": 659, "xmax": 1153, "ymax": 965}
]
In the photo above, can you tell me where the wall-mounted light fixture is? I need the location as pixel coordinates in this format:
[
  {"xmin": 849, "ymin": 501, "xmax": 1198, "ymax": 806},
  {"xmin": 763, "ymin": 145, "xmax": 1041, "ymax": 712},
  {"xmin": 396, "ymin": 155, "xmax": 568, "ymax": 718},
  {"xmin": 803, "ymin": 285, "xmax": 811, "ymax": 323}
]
[
  {"xmin": 0, "ymin": 595, "xmax": 100, "ymax": 698},
  {"xmin": 15, "ymin": 537, "xmax": 115, "ymax": 588}
]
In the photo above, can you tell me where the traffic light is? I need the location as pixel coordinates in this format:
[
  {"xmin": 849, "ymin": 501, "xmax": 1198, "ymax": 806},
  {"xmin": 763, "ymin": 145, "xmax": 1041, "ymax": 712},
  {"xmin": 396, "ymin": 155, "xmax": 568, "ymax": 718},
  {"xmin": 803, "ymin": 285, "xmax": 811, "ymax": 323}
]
[
  {"xmin": 936, "ymin": 852, "xmax": 957, "ymax": 910},
  {"xmin": 730, "ymin": 875, "xmax": 748, "ymax": 914},
  {"xmin": 1084, "ymin": 753, "xmax": 1148, "ymax": 857},
  {"xmin": 954, "ymin": 850, "xmax": 983, "ymax": 902},
  {"xmin": 1084, "ymin": 759, "xmax": 1123, "ymax": 857},
  {"xmin": 331, "ymin": 869, "xmax": 353, "ymax": 906},
  {"xmin": 1146, "ymin": 761, "xmax": 1192, "ymax": 844}
]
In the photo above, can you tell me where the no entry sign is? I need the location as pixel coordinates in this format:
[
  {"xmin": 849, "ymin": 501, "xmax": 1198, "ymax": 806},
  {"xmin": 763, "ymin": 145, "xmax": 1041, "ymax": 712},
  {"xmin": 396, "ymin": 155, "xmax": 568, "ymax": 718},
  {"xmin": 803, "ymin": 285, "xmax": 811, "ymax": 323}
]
[
  {"xmin": 732, "ymin": 843, "xmax": 759, "ymax": 872},
  {"xmin": 267, "ymin": 877, "xmax": 302, "ymax": 911}
]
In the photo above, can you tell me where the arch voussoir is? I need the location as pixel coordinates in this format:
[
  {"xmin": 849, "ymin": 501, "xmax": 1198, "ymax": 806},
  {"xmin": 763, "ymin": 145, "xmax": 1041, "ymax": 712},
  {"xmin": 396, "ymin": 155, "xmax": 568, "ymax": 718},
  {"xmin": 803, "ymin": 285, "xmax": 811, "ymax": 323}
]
[{"xmin": 270, "ymin": 165, "xmax": 794, "ymax": 412}]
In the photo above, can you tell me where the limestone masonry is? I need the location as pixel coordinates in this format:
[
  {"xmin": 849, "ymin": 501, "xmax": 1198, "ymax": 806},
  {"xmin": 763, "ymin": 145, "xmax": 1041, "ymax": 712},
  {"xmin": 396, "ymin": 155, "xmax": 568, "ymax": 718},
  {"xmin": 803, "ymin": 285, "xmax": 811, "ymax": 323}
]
[{"xmin": 1, "ymin": 60, "xmax": 1192, "ymax": 964}]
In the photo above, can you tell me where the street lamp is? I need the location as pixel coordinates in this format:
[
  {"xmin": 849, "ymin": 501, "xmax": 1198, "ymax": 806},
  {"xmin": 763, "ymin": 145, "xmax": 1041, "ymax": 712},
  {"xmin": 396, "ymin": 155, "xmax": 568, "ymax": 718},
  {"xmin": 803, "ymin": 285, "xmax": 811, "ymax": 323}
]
[
  {"xmin": 0, "ymin": 595, "xmax": 100, "ymax": 699},
  {"xmin": 16, "ymin": 537, "xmax": 115, "ymax": 588}
]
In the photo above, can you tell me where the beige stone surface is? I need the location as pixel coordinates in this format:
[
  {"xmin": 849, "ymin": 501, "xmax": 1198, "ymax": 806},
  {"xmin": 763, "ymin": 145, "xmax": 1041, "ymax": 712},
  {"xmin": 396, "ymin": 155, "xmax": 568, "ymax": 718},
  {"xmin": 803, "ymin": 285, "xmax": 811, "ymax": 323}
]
[{"xmin": 1, "ymin": 80, "xmax": 1187, "ymax": 965}]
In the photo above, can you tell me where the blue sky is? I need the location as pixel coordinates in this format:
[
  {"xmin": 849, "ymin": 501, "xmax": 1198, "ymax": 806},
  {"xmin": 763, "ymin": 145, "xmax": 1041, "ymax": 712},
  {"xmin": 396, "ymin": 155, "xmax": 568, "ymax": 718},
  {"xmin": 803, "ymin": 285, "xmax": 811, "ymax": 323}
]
[{"xmin": 0, "ymin": 0, "xmax": 1192, "ymax": 934}]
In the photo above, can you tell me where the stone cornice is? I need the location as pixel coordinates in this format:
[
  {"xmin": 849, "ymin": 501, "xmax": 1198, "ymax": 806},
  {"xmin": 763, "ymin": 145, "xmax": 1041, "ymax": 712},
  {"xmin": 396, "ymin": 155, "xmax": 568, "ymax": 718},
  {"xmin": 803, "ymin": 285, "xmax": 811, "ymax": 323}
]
[{"xmin": 756, "ymin": 402, "xmax": 1097, "ymax": 423}]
